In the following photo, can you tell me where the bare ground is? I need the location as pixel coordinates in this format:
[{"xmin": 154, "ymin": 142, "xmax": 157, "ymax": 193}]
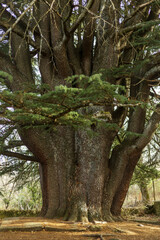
[{"xmin": 0, "ymin": 216, "xmax": 160, "ymax": 240}]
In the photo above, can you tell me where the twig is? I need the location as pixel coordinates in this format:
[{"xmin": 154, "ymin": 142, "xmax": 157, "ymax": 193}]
[
  {"xmin": 124, "ymin": 0, "xmax": 155, "ymax": 24},
  {"xmin": 69, "ymin": 0, "xmax": 94, "ymax": 35},
  {"xmin": 0, "ymin": 0, "xmax": 37, "ymax": 42}
]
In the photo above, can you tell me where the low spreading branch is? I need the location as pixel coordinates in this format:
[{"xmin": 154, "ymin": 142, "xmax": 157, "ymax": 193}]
[
  {"xmin": 1, "ymin": 150, "xmax": 38, "ymax": 162},
  {"xmin": 3, "ymin": 140, "xmax": 24, "ymax": 150}
]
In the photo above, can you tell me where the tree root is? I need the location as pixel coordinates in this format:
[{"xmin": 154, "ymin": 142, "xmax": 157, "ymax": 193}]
[
  {"xmin": 103, "ymin": 213, "xmax": 115, "ymax": 222},
  {"xmin": 112, "ymin": 215, "xmax": 125, "ymax": 222},
  {"xmin": 83, "ymin": 233, "xmax": 116, "ymax": 239}
]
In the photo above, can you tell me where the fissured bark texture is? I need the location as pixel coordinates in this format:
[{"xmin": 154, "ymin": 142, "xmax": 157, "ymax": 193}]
[{"xmin": 20, "ymin": 126, "xmax": 144, "ymax": 222}]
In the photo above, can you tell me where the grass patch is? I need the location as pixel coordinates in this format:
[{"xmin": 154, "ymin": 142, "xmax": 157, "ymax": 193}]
[{"xmin": 0, "ymin": 210, "xmax": 40, "ymax": 219}]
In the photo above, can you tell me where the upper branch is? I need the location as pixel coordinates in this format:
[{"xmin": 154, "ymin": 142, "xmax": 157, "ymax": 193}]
[
  {"xmin": 123, "ymin": 0, "xmax": 156, "ymax": 25},
  {"xmin": 69, "ymin": 0, "xmax": 94, "ymax": 35},
  {"xmin": 81, "ymin": 0, "xmax": 100, "ymax": 75},
  {"xmin": 135, "ymin": 104, "xmax": 160, "ymax": 150},
  {"xmin": 0, "ymin": 50, "xmax": 31, "ymax": 90},
  {"xmin": 0, "ymin": 4, "xmax": 37, "ymax": 49},
  {"xmin": 0, "ymin": 0, "xmax": 37, "ymax": 47}
]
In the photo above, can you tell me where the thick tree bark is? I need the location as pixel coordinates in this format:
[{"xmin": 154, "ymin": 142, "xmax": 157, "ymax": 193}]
[
  {"xmin": 19, "ymin": 126, "xmax": 75, "ymax": 218},
  {"xmin": 111, "ymin": 151, "xmax": 142, "ymax": 216},
  {"xmin": 65, "ymin": 128, "xmax": 114, "ymax": 222}
]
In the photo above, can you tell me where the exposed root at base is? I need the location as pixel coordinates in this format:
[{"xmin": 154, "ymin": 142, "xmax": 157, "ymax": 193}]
[
  {"xmin": 103, "ymin": 214, "xmax": 115, "ymax": 222},
  {"xmin": 83, "ymin": 234, "xmax": 116, "ymax": 239},
  {"xmin": 41, "ymin": 205, "xmax": 123, "ymax": 223},
  {"xmin": 112, "ymin": 215, "xmax": 125, "ymax": 222},
  {"xmin": 65, "ymin": 205, "xmax": 104, "ymax": 223}
]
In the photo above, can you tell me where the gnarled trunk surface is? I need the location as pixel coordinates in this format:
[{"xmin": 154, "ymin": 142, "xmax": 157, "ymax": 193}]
[{"xmin": 19, "ymin": 125, "xmax": 147, "ymax": 222}]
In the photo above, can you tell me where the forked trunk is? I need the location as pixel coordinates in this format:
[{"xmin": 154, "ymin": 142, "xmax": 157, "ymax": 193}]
[
  {"xmin": 111, "ymin": 152, "xmax": 142, "ymax": 216},
  {"xmin": 20, "ymin": 125, "xmax": 142, "ymax": 222}
]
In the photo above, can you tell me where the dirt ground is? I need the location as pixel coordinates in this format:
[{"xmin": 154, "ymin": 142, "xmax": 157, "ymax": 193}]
[{"xmin": 0, "ymin": 216, "xmax": 160, "ymax": 240}]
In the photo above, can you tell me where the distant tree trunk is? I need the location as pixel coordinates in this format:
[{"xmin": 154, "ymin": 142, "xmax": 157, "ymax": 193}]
[{"xmin": 139, "ymin": 183, "xmax": 150, "ymax": 205}]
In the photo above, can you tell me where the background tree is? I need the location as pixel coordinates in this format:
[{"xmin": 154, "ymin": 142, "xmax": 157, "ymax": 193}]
[
  {"xmin": 0, "ymin": 150, "xmax": 41, "ymax": 210},
  {"xmin": 0, "ymin": 0, "xmax": 160, "ymax": 222},
  {"xmin": 131, "ymin": 130, "xmax": 160, "ymax": 205},
  {"xmin": 131, "ymin": 158, "xmax": 160, "ymax": 206}
]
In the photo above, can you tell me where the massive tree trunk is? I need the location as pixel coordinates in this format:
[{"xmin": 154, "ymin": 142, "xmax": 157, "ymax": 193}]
[{"xmin": 0, "ymin": 0, "xmax": 160, "ymax": 222}]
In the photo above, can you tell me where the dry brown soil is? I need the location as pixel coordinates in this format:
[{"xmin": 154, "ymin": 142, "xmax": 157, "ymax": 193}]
[{"xmin": 0, "ymin": 216, "xmax": 160, "ymax": 240}]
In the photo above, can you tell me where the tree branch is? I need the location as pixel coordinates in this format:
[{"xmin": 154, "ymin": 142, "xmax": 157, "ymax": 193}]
[
  {"xmin": 0, "ymin": 126, "xmax": 15, "ymax": 139},
  {"xmin": 0, "ymin": 0, "xmax": 37, "ymax": 43},
  {"xmin": 82, "ymin": 1, "xmax": 100, "ymax": 75},
  {"xmin": 133, "ymin": 65, "xmax": 160, "ymax": 87},
  {"xmin": 120, "ymin": 19, "xmax": 160, "ymax": 35},
  {"xmin": 3, "ymin": 141, "xmax": 24, "ymax": 150},
  {"xmin": 124, "ymin": 0, "xmax": 156, "ymax": 25},
  {"xmin": 136, "ymin": 104, "xmax": 160, "ymax": 150},
  {"xmin": 145, "ymin": 66, "xmax": 160, "ymax": 83},
  {"xmin": 69, "ymin": 0, "xmax": 94, "ymax": 35},
  {"xmin": 0, "ymin": 50, "xmax": 30, "ymax": 90},
  {"xmin": 0, "ymin": 5, "xmax": 37, "ymax": 50},
  {"xmin": 2, "ymin": 1, "xmax": 37, "ymax": 32},
  {"xmin": 1, "ymin": 150, "xmax": 38, "ymax": 162},
  {"xmin": 150, "ymin": 88, "xmax": 160, "ymax": 99},
  {"xmin": 0, "ymin": 119, "xmax": 13, "ymax": 125}
]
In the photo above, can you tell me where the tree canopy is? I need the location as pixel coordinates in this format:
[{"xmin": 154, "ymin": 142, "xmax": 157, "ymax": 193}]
[{"xmin": 0, "ymin": 0, "xmax": 160, "ymax": 157}]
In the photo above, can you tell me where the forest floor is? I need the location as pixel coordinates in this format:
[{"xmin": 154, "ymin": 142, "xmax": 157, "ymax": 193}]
[{"xmin": 0, "ymin": 215, "xmax": 160, "ymax": 240}]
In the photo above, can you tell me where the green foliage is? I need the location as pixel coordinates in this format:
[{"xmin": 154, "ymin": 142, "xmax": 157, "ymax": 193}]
[
  {"xmin": 133, "ymin": 20, "xmax": 160, "ymax": 36},
  {"xmin": 0, "ymin": 72, "xmax": 138, "ymax": 129},
  {"xmin": 101, "ymin": 65, "xmax": 132, "ymax": 79},
  {"xmin": 0, "ymin": 71, "xmax": 13, "ymax": 87},
  {"xmin": 13, "ymin": 182, "xmax": 42, "ymax": 210},
  {"xmin": 131, "ymin": 163, "xmax": 160, "ymax": 186}
]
